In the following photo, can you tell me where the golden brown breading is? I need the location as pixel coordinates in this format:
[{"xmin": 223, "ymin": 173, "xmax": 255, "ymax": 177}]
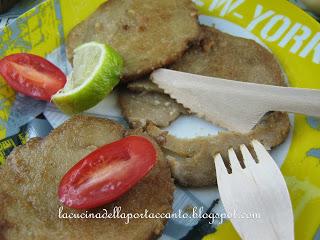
[
  {"xmin": 0, "ymin": 115, "xmax": 174, "ymax": 240},
  {"xmin": 171, "ymin": 26, "xmax": 286, "ymax": 86},
  {"xmin": 121, "ymin": 79, "xmax": 187, "ymax": 127},
  {"xmin": 119, "ymin": 26, "xmax": 290, "ymax": 187},
  {"xmin": 66, "ymin": 0, "xmax": 200, "ymax": 81},
  {"xmin": 119, "ymin": 90, "xmax": 188, "ymax": 128},
  {"xmin": 146, "ymin": 112, "xmax": 290, "ymax": 187}
]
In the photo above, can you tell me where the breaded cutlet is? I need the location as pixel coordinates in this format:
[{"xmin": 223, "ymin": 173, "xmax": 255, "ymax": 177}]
[
  {"xmin": 0, "ymin": 116, "xmax": 174, "ymax": 240},
  {"xmin": 66, "ymin": 0, "xmax": 200, "ymax": 81}
]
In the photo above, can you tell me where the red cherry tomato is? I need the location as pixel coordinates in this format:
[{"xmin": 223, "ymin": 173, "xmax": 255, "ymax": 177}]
[
  {"xmin": 0, "ymin": 53, "xmax": 66, "ymax": 101},
  {"xmin": 58, "ymin": 136, "xmax": 157, "ymax": 209}
]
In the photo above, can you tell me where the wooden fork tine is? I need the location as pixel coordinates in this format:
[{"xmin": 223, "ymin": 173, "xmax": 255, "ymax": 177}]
[
  {"xmin": 228, "ymin": 148, "xmax": 242, "ymax": 172},
  {"xmin": 240, "ymin": 144, "xmax": 256, "ymax": 168},
  {"xmin": 251, "ymin": 140, "xmax": 274, "ymax": 164},
  {"xmin": 214, "ymin": 153, "xmax": 229, "ymax": 175}
]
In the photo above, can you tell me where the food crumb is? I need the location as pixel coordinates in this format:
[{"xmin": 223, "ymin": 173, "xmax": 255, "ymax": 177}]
[{"xmin": 122, "ymin": 24, "xmax": 130, "ymax": 31}]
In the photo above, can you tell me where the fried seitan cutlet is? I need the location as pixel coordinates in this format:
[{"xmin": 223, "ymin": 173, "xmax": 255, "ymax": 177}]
[
  {"xmin": 146, "ymin": 112, "xmax": 289, "ymax": 187},
  {"xmin": 66, "ymin": 0, "xmax": 200, "ymax": 81},
  {"xmin": 119, "ymin": 90, "xmax": 188, "ymax": 128},
  {"xmin": 120, "ymin": 77, "xmax": 188, "ymax": 128},
  {"xmin": 119, "ymin": 26, "xmax": 290, "ymax": 187},
  {"xmin": 171, "ymin": 27, "xmax": 286, "ymax": 86},
  {"xmin": 0, "ymin": 116, "xmax": 174, "ymax": 240}
]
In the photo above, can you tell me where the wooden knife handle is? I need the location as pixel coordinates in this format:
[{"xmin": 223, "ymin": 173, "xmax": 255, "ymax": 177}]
[{"xmin": 259, "ymin": 86, "xmax": 320, "ymax": 117}]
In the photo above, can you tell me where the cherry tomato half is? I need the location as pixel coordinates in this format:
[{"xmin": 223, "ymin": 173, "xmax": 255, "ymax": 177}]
[
  {"xmin": 58, "ymin": 136, "xmax": 157, "ymax": 209},
  {"xmin": 0, "ymin": 53, "xmax": 66, "ymax": 101}
]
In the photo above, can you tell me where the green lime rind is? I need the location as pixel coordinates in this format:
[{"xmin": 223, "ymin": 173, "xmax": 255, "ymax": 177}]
[{"xmin": 52, "ymin": 44, "xmax": 123, "ymax": 114}]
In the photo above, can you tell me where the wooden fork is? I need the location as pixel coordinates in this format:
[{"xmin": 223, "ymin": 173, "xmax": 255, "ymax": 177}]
[{"xmin": 214, "ymin": 140, "xmax": 294, "ymax": 240}]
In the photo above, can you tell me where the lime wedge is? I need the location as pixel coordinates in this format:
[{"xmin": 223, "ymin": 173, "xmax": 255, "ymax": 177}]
[{"xmin": 52, "ymin": 42, "xmax": 123, "ymax": 114}]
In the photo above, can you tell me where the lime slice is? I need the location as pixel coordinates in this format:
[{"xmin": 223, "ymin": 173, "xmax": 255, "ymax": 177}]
[{"xmin": 52, "ymin": 42, "xmax": 123, "ymax": 114}]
